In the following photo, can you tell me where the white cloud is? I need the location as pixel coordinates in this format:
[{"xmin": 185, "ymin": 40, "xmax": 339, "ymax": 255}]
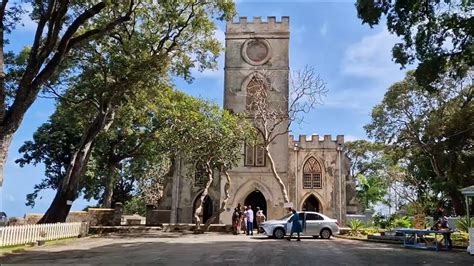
[
  {"xmin": 320, "ymin": 22, "xmax": 327, "ymax": 37},
  {"xmin": 320, "ymin": 86, "xmax": 385, "ymax": 114},
  {"xmin": 344, "ymin": 135, "xmax": 365, "ymax": 142},
  {"xmin": 341, "ymin": 29, "xmax": 404, "ymax": 84}
]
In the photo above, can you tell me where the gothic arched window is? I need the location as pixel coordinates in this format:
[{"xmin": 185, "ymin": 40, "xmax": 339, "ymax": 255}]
[
  {"xmin": 194, "ymin": 163, "xmax": 208, "ymax": 187},
  {"xmin": 303, "ymin": 157, "xmax": 322, "ymax": 189},
  {"xmin": 246, "ymin": 75, "xmax": 267, "ymax": 111},
  {"xmin": 244, "ymin": 135, "xmax": 265, "ymax": 167}
]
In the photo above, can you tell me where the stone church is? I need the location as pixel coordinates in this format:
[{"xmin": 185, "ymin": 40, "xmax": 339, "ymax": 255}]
[{"xmin": 157, "ymin": 16, "xmax": 358, "ymax": 226}]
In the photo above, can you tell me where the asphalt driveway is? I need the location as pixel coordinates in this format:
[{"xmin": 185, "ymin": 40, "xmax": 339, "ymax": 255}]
[{"xmin": 1, "ymin": 232, "xmax": 472, "ymax": 265}]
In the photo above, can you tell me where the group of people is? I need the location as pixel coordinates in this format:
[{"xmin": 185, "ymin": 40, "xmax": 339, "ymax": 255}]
[{"xmin": 232, "ymin": 204, "xmax": 266, "ymax": 235}]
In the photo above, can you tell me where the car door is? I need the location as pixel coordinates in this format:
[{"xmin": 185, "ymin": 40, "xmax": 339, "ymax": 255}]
[
  {"xmin": 305, "ymin": 213, "xmax": 324, "ymax": 235},
  {"xmin": 285, "ymin": 212, "xmax": 306, "ymax": 235}
]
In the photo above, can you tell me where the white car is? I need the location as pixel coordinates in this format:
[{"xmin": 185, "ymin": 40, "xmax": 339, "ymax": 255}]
[{"xmin": 259, "ymin": 211, "xmax": 340, "ymax": 239}]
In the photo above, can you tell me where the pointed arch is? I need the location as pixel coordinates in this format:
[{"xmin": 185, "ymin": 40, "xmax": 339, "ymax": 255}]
[
  {"xmin": 192, "ymin": 191, "xmax": 213, "ymax": 224},
  {"xmin": 303, "ymin": 157, "xmax": 323, "ymax": 189},
  {"xmin": 230, "ymin": 180, "xmax": 275, "ymax": 209},
  {"xmin": 300, "ymin": 193, "xmax": 324, "ymax": 213}
]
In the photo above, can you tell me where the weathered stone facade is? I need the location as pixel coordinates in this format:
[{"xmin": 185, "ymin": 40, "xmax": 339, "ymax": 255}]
[{"xmin": 158, "ymin": 16, "xmax": 358, "ymax": 225}]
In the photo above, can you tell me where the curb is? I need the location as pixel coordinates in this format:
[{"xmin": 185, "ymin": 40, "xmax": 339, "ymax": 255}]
[{"xmin": 335, "ymin": 235, "xmax": 467, "ymax": 251}]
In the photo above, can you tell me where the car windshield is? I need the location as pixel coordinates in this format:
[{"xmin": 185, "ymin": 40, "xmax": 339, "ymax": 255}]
[{"xmin": 277, "ymin": 213, "xmax": 293, "ymax": 221}]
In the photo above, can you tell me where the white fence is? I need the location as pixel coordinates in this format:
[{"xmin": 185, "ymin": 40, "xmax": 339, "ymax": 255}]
[{"xmin": 0, "ymin": 222, "xmax": 84, "ymax": 247}]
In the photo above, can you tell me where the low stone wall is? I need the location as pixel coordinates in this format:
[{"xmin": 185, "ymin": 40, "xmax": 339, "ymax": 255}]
[
  {"xmin": 66, "ymin": 211, "xmax": 89, "ymax": 223},
  {"xmin": 146, "ymin": 207, "xmax": 171, "ymax": 226},
  {"xmin": 24, "ymin": 212, "xmax": 89, "ymax": 224},
  {"xmin": 89, "ymin": 225, "xmax": 162, "ymax": 235},
  {"xmin": 25, "ymin": 204, "xmax": 123, "ymax": 226},
  {"xmin": 88, "ymin": 208, "xmax": 115, "ymax": 226},
  {"xmin": 24, "ymin": 214, "xmax": 44, "ymax": 224},
  {"xmin": 161, "ymin": 223, "xmax": 232, "ymax": 232}
]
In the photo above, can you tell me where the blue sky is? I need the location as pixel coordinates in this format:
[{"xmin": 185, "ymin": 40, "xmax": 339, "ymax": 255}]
[{"xmin": 1, "ymin": 1, "xmax": 410, "ymax": 217}]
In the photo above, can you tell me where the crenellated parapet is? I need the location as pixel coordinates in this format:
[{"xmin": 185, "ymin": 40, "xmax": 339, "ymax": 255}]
[
  {"xmin": 289, "ymin": 134, "xmax": 344, "ymax": 150},
  {"xmin": 226, "ymin": 16, "xmax": 289, "ymax": 34}
]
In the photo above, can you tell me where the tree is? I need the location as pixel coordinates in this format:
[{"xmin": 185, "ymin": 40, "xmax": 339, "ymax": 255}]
[
  {"xmin": 345, "ymin": 140, "xmax": 391, "ymax": 211},
  {"xmin": 38, "ymin": 1, "xmax": 235, "ymax": 223},
  {"xmin": 365, "ymin": 71, "xmax": 473, "ymax": 214},
  {"xmin": 1, "ymin": 1, "xmax": 137, "ymax": 185},
  {"xmin": 355, "ymin": 173, "xmax": 386, "ymax": 211},
  {"xmin": 246, "ymin": 66, "xmax": 327, "ymax": 203},
  {"xmin": 178, "ymin": 104, "xmax": 251, "ymax": 232},
  {"xmin": 355, "ymin": 0, "xmax": 473, "ymax": 91}
]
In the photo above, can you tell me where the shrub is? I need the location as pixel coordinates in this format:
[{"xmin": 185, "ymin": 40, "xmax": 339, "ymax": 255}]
[
  {"xmin": 348, "ymin": 219, "xmax": 365, "ymax": 235},
  {"xmin": 361, "ymin": 227, "xmax": 379, "ymax": 235},
  {"xmin": 392, "ymin": 216, "xmax": 412, "ymax": 228},
  {"xmin": 456, "ymin": 217, "xmax": 474, "ymax": 232}
]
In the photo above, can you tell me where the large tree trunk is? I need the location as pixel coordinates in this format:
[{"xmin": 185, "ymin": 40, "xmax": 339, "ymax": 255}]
[
  {"xmin": 39, "ymin": 108, "xmax": 115, "ymax": 223},
  {"xmin": 193, "ymin": 161, "xmax": 213, "ymax": 232},
  {"xmin": 0, "ymin": 2, "xmax": 132, "ymax": 187},
  {"xmin": 0, "ymin": 133, "xmax": 12, "ymax": 186},
  {"xmin": 202, "ymin": 169, "xmax": 231, "ymax": 232},
  {"xmin": 265, "ymin": 146, "xmax": 289, "ymax": 203},
  {"xmin": 0, "ymin": 0, "xmax": 8, "ymax": 187},
  {"xmin": 101, "ymin": 162, "xmax": 119, "ymax": 208},
  {"xmin": 449, "ymin": 189, "xmax": 465, "ymax": 216}
]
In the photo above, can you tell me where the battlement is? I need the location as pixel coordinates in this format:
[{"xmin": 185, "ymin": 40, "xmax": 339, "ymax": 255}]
[
  {"xmin": 226, "ymin": 16, "xmax": 289, "ymax": 33},
  {"xmin": 289, "ymin": 134, "xmax": 344, "ymax": 149}
]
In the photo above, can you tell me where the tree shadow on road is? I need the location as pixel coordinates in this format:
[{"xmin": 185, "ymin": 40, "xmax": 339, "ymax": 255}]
[{"xmin": 1, "ymin": 234, "xmax": 471, "ymax": 265}]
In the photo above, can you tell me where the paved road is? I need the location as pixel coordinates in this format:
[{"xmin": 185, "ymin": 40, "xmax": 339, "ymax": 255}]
[{"xmin": 1, "ymin": 232, "xmax": 473, "ymax": 265}]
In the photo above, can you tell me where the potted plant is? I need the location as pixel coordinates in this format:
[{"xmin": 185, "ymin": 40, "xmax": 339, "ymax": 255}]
[{"xmin": 37, "ymin": 230, "xmax": 47, "ymax": 246}]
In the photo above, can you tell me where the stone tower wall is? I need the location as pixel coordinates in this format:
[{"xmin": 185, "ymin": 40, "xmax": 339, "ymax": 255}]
[{"xmin": 221, "ymin": 17, "xmax": 291, "ymax": 223}]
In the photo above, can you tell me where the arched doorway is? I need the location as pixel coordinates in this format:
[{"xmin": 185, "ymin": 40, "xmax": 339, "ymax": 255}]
[
  {"xmin": 302, "ymin": 194, "xmax": 321, "ymax": 213},
  {"xmin": 193, "ymin": 194, "xmax": 213, "ymax": 224},
  {"xmin": 244, "ymin": 190, "xmax": 267, "ymax": 228}
]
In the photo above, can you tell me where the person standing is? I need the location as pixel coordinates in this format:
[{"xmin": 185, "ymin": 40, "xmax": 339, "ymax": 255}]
[
  {"xmin": 241, "ymin": 206, "xmax": 247, "ymax": 234},
  {"xmin": 287, "ymin": 209, "xmax": 302, "ymax": 241},
  {"xmin": 232, "ymin": 208, "xmax": 240, "ymax": 235},
  {"xmin": 256, "ymin": 207, "xmax": 266, "ymax": 234},
  {"xmin": 245, "ymin": 205, "xmax": 254, "ymax": 236}
]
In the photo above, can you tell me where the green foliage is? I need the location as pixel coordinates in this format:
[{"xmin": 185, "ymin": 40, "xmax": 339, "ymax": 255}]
[
  {"xmin": 123, "ymin": 197, "xmax": 146, "ymax": 216},
  {"xmin": 356, "ymin": 174, "xmax": 387, "ymax": 211},
  {"xmin": 18, "ymin": 85, "xmax": 251, "ymax": 208},
  {"xmin": 456, "ymin": 217, "xmax": 474, "ymax": 233},
  {"xmin": 392, "ymin": 216, "xmax": 412, "ymax": 228},
  {"xmin": 372, "ymin": 213, "xmax": 393, "ymax": 229},
  {"xmin": 365, "ymin": 71, "xmax": 473, "ymax": 215},
  {"xmin": 355, "ymin": 0, "xmax": 473, "ymax": 90},
  {"xmin": 360, "ymin": 227, "xmax": 380, "ymax": 236},
  {"xmin": 345, "ymin": 140, "xmax": 397, "ymax": 210},
  {"xmin": 348, "ymin": 219, "xmax": 366, "ymax": 235}
]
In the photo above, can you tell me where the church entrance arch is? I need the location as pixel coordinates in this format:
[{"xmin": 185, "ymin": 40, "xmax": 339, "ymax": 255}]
[
  {"xmin": 244, "ymin": 190, "xmax": 267, "ymax": 228},
  {"xmin": 193, "ymin": 193, "xmax": 213, "ymax": 224},
  {"xmin": 302, "ymin": 194, "xmax": 321, "ymax": 213}
]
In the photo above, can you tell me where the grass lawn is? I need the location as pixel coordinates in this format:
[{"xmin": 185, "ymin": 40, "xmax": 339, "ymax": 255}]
[{"xmin": 0, "ymin": 237, "xmax": 79, "ymax": 255}]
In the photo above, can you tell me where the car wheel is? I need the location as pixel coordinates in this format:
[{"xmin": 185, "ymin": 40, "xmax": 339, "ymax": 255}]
[
  {"xmin": 320, "ymin": 228, "xmax": 332, "ymax": 239},
  {"xmin": 273, "ymin": 228, "xmax": 285, "ymax": 239}
]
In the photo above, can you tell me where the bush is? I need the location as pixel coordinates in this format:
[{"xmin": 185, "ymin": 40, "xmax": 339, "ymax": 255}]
[
  {"xmin": 361, "ymin": 227, "xmax": 379, "ymax": 235},
  {"xmin": 373, "ymin": 213, "xmax": 399, "ymax": 229},
  {"xmin": 392, "ymin": 216, "xmax": 412, "ymax": 228},
  {"xmin": 124, "ymin": 197, "xmax": 146, "ymax": 216},
  {"xmin": 348, "ymin": 219, "xmax": 365, "ymax": 235},
  {"xmin": 456, "ymin": 217, "xmax": 474, "ymax": 232}
]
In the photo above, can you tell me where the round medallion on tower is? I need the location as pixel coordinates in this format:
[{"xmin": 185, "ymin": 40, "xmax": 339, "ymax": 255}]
[{"xmin": 241, "ymin": 39, "xmax": 272, "ymax": 66}]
